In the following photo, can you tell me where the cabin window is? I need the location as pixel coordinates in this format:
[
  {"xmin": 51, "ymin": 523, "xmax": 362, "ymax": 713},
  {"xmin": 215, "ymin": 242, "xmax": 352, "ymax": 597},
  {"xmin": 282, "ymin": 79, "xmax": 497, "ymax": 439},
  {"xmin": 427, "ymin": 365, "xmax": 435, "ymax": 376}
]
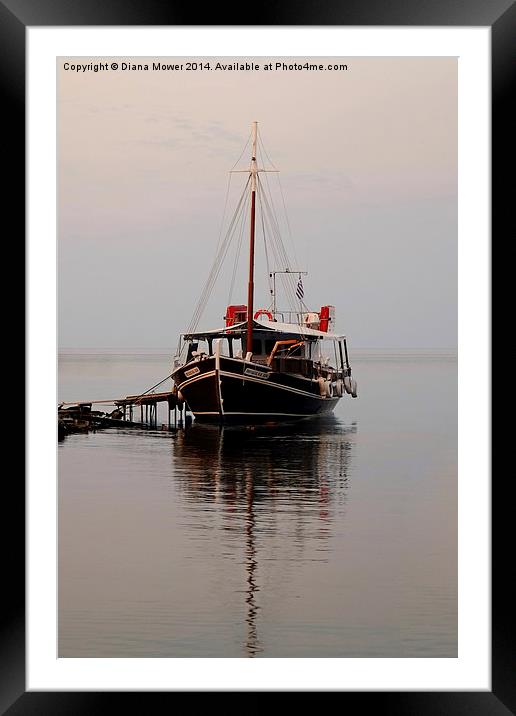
[
  {"xmin": 252, "ymin": 338, "xmax": 263, "ymax": 355},
  {"xmin": 311, "ymin": 341, "xmax": 322, "ymax": 362},
  {"xmin": 218, "ymin": 337, "xmax": 233, "ymax": 357},
  {"xmin": 240, "ymin": 337, "xmax": 274, "ymax": 356},
  {"xmin": 186, "ymin": 342, "xmax": 198, "ymax": 361},
  {"xmin": 187, "ymin": 339, "xmax": 209, "ymax": 360}
]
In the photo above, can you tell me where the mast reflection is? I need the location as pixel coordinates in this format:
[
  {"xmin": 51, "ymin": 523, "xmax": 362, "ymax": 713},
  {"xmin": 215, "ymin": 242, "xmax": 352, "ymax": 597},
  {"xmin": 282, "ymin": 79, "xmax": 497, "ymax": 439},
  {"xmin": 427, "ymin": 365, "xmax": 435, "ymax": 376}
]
[
  {"xmin": 244, "ymin": 469, "xmax": 259, "ymax": 656},
  {"xmin": 173, "ymin": 416, "xmax": 356, "ymax": 657}
]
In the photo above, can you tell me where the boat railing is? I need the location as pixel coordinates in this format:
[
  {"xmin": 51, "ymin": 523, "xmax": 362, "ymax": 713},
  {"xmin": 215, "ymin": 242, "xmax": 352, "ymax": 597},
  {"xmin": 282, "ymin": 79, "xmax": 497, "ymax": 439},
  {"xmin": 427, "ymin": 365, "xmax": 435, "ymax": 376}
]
[{"xmin": 271, "ymin": 310, "xmax": 306, "ymax": 325}]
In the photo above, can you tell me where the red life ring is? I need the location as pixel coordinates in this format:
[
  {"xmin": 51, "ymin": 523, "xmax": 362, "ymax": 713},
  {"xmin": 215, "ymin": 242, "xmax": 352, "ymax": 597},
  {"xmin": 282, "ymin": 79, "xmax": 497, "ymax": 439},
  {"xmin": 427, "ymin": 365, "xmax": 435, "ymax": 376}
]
[{"xmin": 253, "ymin": 309, "xmax": 273, "ymax": 321}]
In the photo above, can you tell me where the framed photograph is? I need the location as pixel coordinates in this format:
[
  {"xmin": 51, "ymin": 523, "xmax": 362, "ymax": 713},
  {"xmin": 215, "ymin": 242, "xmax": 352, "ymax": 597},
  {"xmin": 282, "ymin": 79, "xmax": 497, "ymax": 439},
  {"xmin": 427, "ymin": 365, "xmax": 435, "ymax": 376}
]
[{"xmin": 5, "ymin": 0, "xmax": 507, "ymax": 710}]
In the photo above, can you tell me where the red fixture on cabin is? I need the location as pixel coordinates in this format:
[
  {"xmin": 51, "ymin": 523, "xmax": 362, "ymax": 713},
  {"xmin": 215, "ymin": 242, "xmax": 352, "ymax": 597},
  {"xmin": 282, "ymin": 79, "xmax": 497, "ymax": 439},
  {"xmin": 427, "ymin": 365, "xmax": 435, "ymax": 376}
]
[
  {"xmin": 319, "ymin": 305, "xmax": 335, "ymax": 333},
  {"xmin": 225, "ymin": 304, "xmax": 247, "ymax": 327}
]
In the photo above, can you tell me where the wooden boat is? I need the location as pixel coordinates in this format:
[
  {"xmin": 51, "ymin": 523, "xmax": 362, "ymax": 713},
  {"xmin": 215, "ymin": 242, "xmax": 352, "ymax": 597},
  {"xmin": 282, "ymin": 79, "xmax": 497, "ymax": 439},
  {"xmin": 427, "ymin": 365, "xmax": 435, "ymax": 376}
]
[{"xmin": 171, "ymin": 123, "xmax": 357, "ymax": 423}]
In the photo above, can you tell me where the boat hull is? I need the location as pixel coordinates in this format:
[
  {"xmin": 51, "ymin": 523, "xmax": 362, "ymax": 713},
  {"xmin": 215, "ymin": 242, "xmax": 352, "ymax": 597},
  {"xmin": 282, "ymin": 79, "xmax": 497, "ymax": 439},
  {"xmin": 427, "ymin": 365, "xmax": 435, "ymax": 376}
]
[{"xmin": 172, "ymin": 356, "xmax": 340, "ymax": 423}]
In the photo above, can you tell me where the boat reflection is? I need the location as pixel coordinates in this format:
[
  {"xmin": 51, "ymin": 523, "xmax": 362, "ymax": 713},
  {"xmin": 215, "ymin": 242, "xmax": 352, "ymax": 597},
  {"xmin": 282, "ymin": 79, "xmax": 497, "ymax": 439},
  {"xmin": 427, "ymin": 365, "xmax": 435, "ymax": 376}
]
[{"xmin": 173, "ymin": 415, "xmax": 356, "ymax": 657}]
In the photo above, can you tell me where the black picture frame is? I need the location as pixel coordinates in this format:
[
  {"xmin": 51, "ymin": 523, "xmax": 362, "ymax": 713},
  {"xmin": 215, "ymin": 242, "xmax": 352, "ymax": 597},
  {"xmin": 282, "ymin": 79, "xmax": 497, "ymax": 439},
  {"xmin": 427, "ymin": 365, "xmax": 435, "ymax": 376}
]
[{"xmin": 5, "ymin": 0, "xmax": 506, "ymax": 711}]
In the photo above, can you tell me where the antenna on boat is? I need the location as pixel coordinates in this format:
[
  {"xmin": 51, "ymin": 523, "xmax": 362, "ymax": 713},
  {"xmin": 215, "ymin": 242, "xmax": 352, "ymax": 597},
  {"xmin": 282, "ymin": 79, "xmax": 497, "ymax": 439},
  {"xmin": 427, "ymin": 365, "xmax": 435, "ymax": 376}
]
[{"xmin": 246, "ymin": 121, "xmax": 258, "ymax": 355}]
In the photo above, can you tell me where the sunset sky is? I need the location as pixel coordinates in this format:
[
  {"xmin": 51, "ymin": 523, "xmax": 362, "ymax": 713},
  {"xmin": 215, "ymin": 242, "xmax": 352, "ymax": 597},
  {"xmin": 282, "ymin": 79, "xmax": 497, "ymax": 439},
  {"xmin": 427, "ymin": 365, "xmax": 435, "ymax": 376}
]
[{"xmin": 58, "ymin": 57, "xmax": 457, "ymax": 351}]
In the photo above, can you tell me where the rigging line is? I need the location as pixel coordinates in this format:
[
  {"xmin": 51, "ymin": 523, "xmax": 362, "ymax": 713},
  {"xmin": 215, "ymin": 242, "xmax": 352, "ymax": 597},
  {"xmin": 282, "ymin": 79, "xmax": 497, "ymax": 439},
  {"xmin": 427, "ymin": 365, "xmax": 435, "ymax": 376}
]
[
  {"xmin": 276, "ymin": 172, "xmax": 299, "ymax": 268},
  {"xmin": 260, "ymin": 212, "xmax": 293, "ymax": 316},
  {"xmin": 257, "ymin": 192, "xmax": 275, "ymax": 315},
  {"xmin": 257, "ymin": 134, "xmax": 309, "ymax": 325},
  {"xmin": 186, "ymin": 176, "xmax": 251, "ymax": 333},
  {"xmin": 260, "ymin": 186, "xmax": 298, "ymax": 301},
  {"xmin": 139, "ymin": 373, "xmax": 173, "ymax": 397},
  {"xmin": 260, "ymin": 197, "xmax": 295, "ymax": 306},
  {"xmin": 231, "ymin": 130, "xmax": 252, "ymax": 170},
  {"xmin": 182, "ymin": 131, "xmax": 253, "ymax": 340},
  {"xmin": 189, "ymin": 176, "xmax": 251, "ymax": 331},
  {"xmin": 261, "ymin": 188, "xmax": 300, "ymax": 312},
  {"xmin": 260, "ymin": 194, "xmax": 301, "ymax": 318},
  {"xmin": 213, "ymin": 170, "xmax": 233, "ymax": 257},
  {"xmin": 257, "ymin": 130, "xmax": 277, "ymax": 170},
  {"xmin": 205, "ymin": 172, "xmax": 250, "ymax": 275},
  {"xmin": 258, "ymin": 181, "xmax": 283, "ymax": 266},
  {"xmin": 260, "ymin": 197, "xmax": 290, "ymax": 281},
  {"xmin": 227, "ymin": 186, "xmax": 250, "ymax": 305},
  {"xmin": 257, "ymin": 181, "xmax": 273, "ymax": 302},
  {"xmin": 262, "ymin": 168, "xmax": 285, "ymax": 242},
  {"xmin": 257, "ymin": 134, "xmax": 299, "ymax": 268},
  {"xmin": 262, "ymin": 185, "xmax": 304, "ymax": 309},
  {"xmin": 257, "ymin": 164, "xmax": 303, "ymax": 318},
  {"xmin": 260, "ymin": 172, "xmax": 284, "ymax": 246},
  {"xmin": 259, "ymin": 183, "xmax": 285, "ymax": 262},
  {"xmin": 256, "ymin": 136, "xmax": 276, "ymax": 299},
  {"xmin": 262, "ymin": 199, "xmax": 296, "ymax": 302},
  {"xmin": 257, "ymin": 176, "xmax": 308, "ymax": 333},
  {"xmin": 211, "ymin": 131, "xmax": 250, "ymax": 265},
  {"xmin": 177, "ymin": 336, "xmax": 188, "ymax": 362},
  {"xmin": 194, "ymin": 176, "xmax": 249, "ymax": 296},
  {"xmin": 258, "ymin": 186, "xmax": 296, "ymax": 317},
  {"xmin": 260, "ymin": 197, "xmax": 282, "ymax": 274},
  {"xmin": 269, "ymin": 243, "xmax": 308, "ymax": 330},
  {"xmin": 265, "ymin": 237, "xmax": 308, "ymax": 336}
]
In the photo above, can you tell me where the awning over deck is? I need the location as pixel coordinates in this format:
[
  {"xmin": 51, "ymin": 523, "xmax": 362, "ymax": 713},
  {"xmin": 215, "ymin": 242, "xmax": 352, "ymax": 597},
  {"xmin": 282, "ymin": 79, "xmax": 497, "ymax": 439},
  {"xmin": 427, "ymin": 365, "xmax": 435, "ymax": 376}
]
[{"xmin": 182, "ymin": 319, "xmax": 345, "ymax": 341}]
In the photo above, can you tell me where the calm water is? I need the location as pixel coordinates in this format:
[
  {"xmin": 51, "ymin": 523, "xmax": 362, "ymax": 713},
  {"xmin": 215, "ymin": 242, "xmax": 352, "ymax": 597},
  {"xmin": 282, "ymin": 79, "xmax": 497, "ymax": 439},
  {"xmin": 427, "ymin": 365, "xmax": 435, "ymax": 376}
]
[{"xmin": 58, "ymin": 352, "xmax": 457, "ymax": 657}]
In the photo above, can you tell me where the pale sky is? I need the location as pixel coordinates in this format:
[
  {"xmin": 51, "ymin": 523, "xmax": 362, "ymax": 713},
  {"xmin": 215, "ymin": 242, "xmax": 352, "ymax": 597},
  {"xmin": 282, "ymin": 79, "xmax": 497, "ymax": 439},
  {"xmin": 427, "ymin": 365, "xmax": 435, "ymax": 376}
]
[{"xmin": 58, "ymin": 57, "xmax": 457, "ymax": 351}]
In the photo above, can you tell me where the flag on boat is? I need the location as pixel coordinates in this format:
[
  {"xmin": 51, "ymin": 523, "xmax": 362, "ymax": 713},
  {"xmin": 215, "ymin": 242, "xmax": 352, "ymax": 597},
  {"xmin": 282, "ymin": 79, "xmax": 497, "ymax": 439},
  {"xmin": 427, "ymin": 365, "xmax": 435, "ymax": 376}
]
[{"xmin": 296, "ymin": 276, "xmax": 304, "ymax": 300}]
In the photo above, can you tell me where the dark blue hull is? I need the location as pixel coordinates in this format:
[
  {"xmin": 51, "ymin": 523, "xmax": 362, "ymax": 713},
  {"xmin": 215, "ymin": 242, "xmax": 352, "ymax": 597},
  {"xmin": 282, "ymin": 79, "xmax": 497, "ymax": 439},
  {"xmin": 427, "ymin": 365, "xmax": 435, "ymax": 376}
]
[{"xmin": 172, "ymin": 356, "xmax": 340, "ymax": 423}]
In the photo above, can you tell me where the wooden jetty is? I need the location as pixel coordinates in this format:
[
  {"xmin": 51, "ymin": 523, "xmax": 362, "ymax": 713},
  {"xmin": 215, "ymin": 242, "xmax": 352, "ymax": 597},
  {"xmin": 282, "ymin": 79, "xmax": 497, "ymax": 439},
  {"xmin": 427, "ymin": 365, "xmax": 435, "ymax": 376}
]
[{"xmin": 58, "ymin": 387, "xmax": 191, "ymax": 439}]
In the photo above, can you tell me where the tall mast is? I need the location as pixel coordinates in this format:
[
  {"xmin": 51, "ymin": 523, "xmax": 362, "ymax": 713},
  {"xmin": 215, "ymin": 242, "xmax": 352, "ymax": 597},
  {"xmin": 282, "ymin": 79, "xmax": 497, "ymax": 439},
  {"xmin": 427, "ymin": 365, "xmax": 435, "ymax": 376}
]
[{"xmin": 246, "ymin": 121, "xmax": 258, "ymax": 355}]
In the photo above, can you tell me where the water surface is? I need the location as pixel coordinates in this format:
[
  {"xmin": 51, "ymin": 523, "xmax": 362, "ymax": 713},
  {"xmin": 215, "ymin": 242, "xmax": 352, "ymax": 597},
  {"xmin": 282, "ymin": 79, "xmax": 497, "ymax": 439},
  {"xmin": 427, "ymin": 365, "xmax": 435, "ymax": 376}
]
[{"xmin": 58, "ymin": 352, "xmax": 457, "ymax": 657}]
